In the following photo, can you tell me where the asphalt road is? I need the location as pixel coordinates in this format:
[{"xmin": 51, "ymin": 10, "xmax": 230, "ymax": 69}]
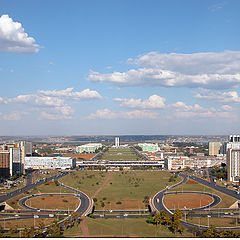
[
  {"xmin": 0, "ymin": 172, "xmax": 69, "ymax": 204},
  {"xmin": 179, "ymin": 172, "xmax": 240, "ymax": 200}
]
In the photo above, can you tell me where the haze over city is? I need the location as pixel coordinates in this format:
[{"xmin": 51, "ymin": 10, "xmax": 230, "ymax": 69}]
[{"xmin": 0, "ymin": 0, "xmax": 240, "ymax": 135}]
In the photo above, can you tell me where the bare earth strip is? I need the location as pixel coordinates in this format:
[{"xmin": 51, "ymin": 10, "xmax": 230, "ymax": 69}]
[
  {"xmin": 80, "ymin": 171, "xmax": 111, "ymax": 236},
  {"xmin": 80, "ymin": 217, "xmax": 89, "ymax": 236},
  {"xmin": 92, "ymin": 171, "xmax": 111, "ymax": 198}
]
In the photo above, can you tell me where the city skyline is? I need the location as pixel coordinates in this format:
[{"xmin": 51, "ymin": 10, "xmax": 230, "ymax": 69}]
[{"xmin": 0, "ymin": 0, "xmax": 240, "ymax": 135}]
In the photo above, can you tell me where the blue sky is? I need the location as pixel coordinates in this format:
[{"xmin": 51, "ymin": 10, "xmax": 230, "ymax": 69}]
[{"xmin": 0, "ymin": 0, "xmax": 240, "ymax": 135}]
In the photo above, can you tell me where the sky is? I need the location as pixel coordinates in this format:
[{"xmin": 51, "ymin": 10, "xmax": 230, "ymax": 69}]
[{"xmin": 0, "ymin": 0, "xmax": 240, "ymax": 136}]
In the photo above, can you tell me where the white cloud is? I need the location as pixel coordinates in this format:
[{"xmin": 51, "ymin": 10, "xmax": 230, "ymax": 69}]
[
  {"xmin": 40, "ymin": 111, "xmax": 72, "ymax": 120},
  {"xmin": 38, "ymin": 88, "xmax": 102, "ymax": 100},
  {"xmin": 2, "ymin": 112, "xmax": 25, "ymax": 121},
  {"xmin": 221, "ymin": 105, "xmax": 232, "ymax": 111},
  {"xmin": 88, "ymin": 51, "xmax": 240, "ymax": 89},
  {"xmin": 5, "ymin": 87, "xmax": 102, "ymax": 119},
  {"xmin": 114, "ymin": 95, "xmax": 165, "ymax": 109},
  {"xmin": 88, "ymin": 108, "xmax": 158, "ymax": 119},
  {"xmin": 171, "ymin": 101, "xmax": 233, "ymax": 119},
  {"xmin": 0, "ymin": 15, "xmax": 39, "ymax": 53},
  {"xmin": 195, "ymin": 90, "xmax": 240, "ymax": 103}
]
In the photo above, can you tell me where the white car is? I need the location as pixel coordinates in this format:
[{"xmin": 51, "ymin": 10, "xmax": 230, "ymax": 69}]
[
  {"xmin": 14, "ymin": 214, "xmax": 19, "ymax": 217},
  {"xmin": 123, "ymin": 214, "xmax": 128, "ymax": 217},
  {"xmin": 34, "ymin": 215, "xmax": 39, "ymax": 218}
]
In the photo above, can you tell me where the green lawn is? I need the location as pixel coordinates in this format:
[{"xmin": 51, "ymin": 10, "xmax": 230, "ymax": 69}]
[
  {"xmin": 101, "ymin": 147, "xmax": 140, "ymax": 161},
  {"xmin": 86, "ymin": 217, "xmax": 192, "ymax": 237},
  {"xmin": 60, "ymin": 171, "xmax": 108, "ymax": 197},
  {"xmin": 63, "ymin": 223, "xmax": 82, "ymax": 237},
  {"xmin": 96, "ymin": 171, "xmax": 181, "ymax": 210},
  {"xmin": 169, "ymin": 179, "xmax": 237, "ymax": 208},
  {"xmin": 186, "ymin": 216, "xmax": 240, "ymax": 227}
]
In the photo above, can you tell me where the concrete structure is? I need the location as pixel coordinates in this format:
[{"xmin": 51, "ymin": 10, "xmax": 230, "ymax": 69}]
[
  {"xmin": 138, "ymin": 143, "xmax": 160, "ymax": 152},
  {"xmin": 227, "ymin": 135, "xmax": 240, "ymax": 182},
  {"xmin": 24, "ymin": 156, "xmax": 76, "ymax": 170},
  {"xmin": 76, "ymin": 143, "xmax": 102, "ymax": 154},
  {"xmin": 9, "ymin": 148, "xmax": 22, "ymax": 176},
  {"xmin": 115, "ymin": 137, "xmax": 120, "ymax": 147},
  {"xmin": 209, "ymin": 142, "xmax": 222, "ymax": 156},
  {"xmin": 0, "ymin": 151, "xmax": 10, "ymax": 178},
  {"xmin": 165, "ymin": 155, "xmax": 226, "ymax": 170}
]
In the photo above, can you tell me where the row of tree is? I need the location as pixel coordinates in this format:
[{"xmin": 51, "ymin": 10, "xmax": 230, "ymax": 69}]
[{"xmin": 147, "ymin": 209, "xmax": 184, "ymax": 234}]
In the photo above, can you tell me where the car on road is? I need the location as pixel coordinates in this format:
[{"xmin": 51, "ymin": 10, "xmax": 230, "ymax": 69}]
[
  {"xmin": 99, "ymin": 215, "xmax": 104, "ymax": 218},
  {"xmin": 123, "ymin": 214, "xmax": 128, "ymax": 217},
  {"xmin": 49, "ymin": 214, "xmax": 54, "ymax": 218},
  {"xmin": 34, "ymin": 215, "xmax": 39, "ymax": 218},
  {"xmin": 14, "ymin": 214, "xmax": 19, "ymax": 217},
  {"xmin": 156, "ymin": 198, "xmax": 160, "ymax": 203}
]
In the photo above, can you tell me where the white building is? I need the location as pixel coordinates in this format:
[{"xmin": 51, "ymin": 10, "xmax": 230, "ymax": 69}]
[
  {"xmin": 115, "ymin": 137, "xmax": 120, "ymax": 147},
  {"xmin": 24, "ymin": 157, "xmax": 76, "ymax": 170},
  {"xmin": 227, "ymin": 135, "xmax": 240, "ymax": 182},
  {"xmin": 76, "ymin": 143, "xmax": 102, "ymax": 153}
]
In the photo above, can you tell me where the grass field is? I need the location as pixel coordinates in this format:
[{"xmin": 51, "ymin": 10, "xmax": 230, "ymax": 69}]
[
  {"xmin": 25, "ymin": 194, "xmax": 80, "ymax": 210},
  {"xmin": 94, "ymin": 170, "xmax": 181, "ymax": 210},
  {"xmin": 61, "ymin": 171, "xmax": 108, "ymax": 197},
  {"xmin": 169, "ymin": 179, "xmax": 237, "ymax": 208},
  {"xmin": 163, "ymin": 193, "xmax": 213, "ymax": 209},
  {"xmin": 186, "ymin": 216, "xmax": 240, "ymax": 227},
  {"xmin": 63, "ymin": 222, "xmax": 82, "ymax": 237},
  {"xmin": 86, "ymin": 218, "xmax": 192, "ymax": 237},
  {"xmin": 101, "ymin": 147, "xmax": 140, "ymax": 161},
  {"xmin": 0, "ymin": 218, "xmax": 55, "ymax": 229}
]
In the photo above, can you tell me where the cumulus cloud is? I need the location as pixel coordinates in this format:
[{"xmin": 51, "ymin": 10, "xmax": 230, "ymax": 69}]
[
  {"xmin": 88, "ymin": 51, "xmax": 240, "ymax": 89},
  {"xmin": 1, "ymin": 111, "xmax": 28, "ymax": 121},
  {"xmin": 0, "ymin": 14, "xmax": 39, "ymax": 53},
  {"xmin": 88, "ymin": 108, "xmax": 158, "ymax": 119},
  {"xmin": 114, "ymin": 95, "xmax": 166, "ymax": 109},
  {"xmin": 171, "ymin": 101, "xmax": 233, "ymax": 119},
  {"xmin": 195, "ymin": 89, "xmax": 240, "ymax": 103},
  {"xmin": 40, "ymin": 111, "xmax": 72, "ymax": 120},
  {"xmin": 5, "ymin": 87, "xmax": 102, "ymax": 119},
  {"xmin": 38, "ymin": 88, "xmax": 102, "ymax": 100}
]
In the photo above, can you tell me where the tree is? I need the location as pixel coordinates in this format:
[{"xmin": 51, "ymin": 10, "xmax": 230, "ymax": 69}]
[{"xmin": 173, "ymin": 209, "xmax": 183, "ymax": 220}]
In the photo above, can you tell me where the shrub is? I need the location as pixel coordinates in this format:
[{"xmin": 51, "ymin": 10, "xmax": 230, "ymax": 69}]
[
  {"xmin": 93, "ymin": 198, "xmax": 97, "ymax": 202},
  {"xmin": 116, "ymin": 201, "xmax": 122, "ymax": 204},
  {"xmin": 63, "ymin": 199, "xmax": 68, "ymax": 203}
]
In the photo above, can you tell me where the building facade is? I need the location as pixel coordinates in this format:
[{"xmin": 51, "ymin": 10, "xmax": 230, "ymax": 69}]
[
  {"xmin": 138, "ymin": 143, "xmax": 160, "ymax": 152},
  {"xmin": 115, "ymin": 137, "xmax": 120, "ymax": 147},
  {"xmin": 76, "ymin": 143, "xmax": 102, "ymax": 153},
  {"xmin": 209, "ymin": 142, "xmax": 222, "ymax": 156},
  {"xmin": 24, "ymin": 157, "xmax": 76, "ymax": 170}
]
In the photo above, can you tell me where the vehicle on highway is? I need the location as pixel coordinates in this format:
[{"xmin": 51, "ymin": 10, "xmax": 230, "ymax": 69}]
[
  {"xmin": 156, "ymin": 198, "xmax": 160, "ymax": 203},
  {"xmin": 49, "ymin": 214, "xmax": 54, "ymax": 218},
  {"xmin": 34, "ymin": 215, "xmax": 39, "ymax": 218},
  {"xmin": 123, "ymin": 214, "xmax": 128, "ymax": 217},
  {"xmin": 100, "ymin": 215, "xmax": 104, "ymax": 218},
  {"xmin": 14, "ymin": 214, "xmax": 19, "ymax": 217}
]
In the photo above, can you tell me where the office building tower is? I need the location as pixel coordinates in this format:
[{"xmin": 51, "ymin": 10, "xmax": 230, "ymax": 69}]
[
  {"xmin": 227, "ymin": 135, "xmax": 240, "ymax": 182},
  {"xmin": 115, "ymin": 137, "xmax": 120, "ymax": 147},
  {"xmin": 209, "ymin": 142, "xmax": 222, "ymax": 156},
  {"xmin": 0, "ymin": 151, "xmax": 10, "ymax": 178}
]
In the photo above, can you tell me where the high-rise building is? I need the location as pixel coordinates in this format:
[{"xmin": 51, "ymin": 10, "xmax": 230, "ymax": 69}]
[
  {"xmin": 227, "ymin": 135, "xmax": 240, "ymax": 182},
  {"xmin": 209, "ymin": 142, "xmax": 222, "ymax": 156},
  {"xmin": 115, "ymin": 137, "xmax": 120, "ymax": 147},
  {"xmin": 9, "ymin": 148, "xmax": 22, "ymax": 176},
  {"xmin": 0, "ymin": 151, "xmax": 10, "ymax": 178}
]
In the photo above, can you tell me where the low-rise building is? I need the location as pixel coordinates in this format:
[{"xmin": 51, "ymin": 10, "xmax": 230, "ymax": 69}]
[
  {"xmin": 24, "ymin": 157, "xmax": 76, "ymax": 170},
  {"xmin": 138, "ymin": 143, "xmax": 160, "ymax": 152},
  {"xmin": 76, "ymin": 143, "xmax": 102, "ymax": 154}
]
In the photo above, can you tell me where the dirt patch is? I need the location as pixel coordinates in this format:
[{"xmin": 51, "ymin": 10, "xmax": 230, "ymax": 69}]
[
  {"xmin": 163, "ymin": 193, "xmax": 213, "ymax": 209},
  {"xmin": 63, "ymin": 153, "xmax": 95, "ymax": 160},
  {"xmin": 186, "ymin": 180, "xmax": 198, "ymax": 184},
  {"xmin": 25, "ymin": 194, "xmax": 80, "ymax": 210}
]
